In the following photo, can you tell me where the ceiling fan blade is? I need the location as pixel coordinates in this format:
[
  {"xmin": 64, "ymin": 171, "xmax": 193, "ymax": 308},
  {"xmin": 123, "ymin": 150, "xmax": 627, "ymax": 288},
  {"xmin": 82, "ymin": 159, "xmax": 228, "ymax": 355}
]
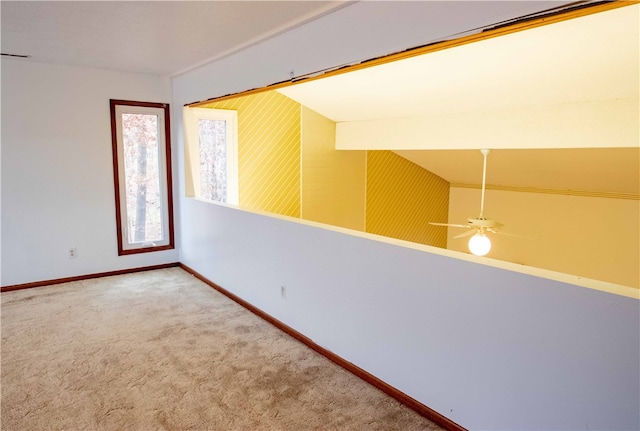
[
  {"xmin": 494, "ymin": 230, "xmax": 532, "ymax": 239},
  {"xmin": 453, "ymin": 230, "xmax": 476, "ymax": 239},
  {"xmin": 487, "ymin": 228, "xmax": 532, "ymax": 239},
  {"xmin": 430, "ymin": 222, "xmax": 469, "ymax": 229}
]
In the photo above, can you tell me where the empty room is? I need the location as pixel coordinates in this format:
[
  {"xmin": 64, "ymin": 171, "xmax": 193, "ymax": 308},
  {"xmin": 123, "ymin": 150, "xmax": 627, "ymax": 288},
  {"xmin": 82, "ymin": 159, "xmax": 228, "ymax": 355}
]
[{"xmin": 2, "ymin": 1, "xmax": 638, "ymax": 430}]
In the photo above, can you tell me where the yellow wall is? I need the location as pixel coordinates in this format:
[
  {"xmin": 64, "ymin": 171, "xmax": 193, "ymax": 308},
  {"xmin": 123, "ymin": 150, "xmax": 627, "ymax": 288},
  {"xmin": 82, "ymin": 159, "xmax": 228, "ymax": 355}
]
[
  {"xmin": 366, "ymin": 151, "xmax": 449, "ymax": 248},
  {"xmin": 448, "ymin": 187, "xmax": 640, "ymax": 288},
  {"xmin": 300, "ymin": 107, "xmax": 366, "ymax": 231},
  {"xmin": 203, "ymin": 92, "xmax": 301, "ymax": 217},
  {"xmin": 199, "ymin": 92, "xmax": 451, "ymax": 249},
  {"xmin": 191, "ymin": 85, "xmax": 638, "ymax": 288}
]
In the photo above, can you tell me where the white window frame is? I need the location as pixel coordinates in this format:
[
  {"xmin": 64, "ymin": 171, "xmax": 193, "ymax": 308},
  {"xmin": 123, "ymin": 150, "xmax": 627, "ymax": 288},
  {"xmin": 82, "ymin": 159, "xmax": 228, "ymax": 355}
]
[
  {"xmin": 183, "ymin": 107, "xmax": 239, "ymax": 205},
  {"xmin": 110, "ymin": 100, "xmax": 174, "ymax": 255}
]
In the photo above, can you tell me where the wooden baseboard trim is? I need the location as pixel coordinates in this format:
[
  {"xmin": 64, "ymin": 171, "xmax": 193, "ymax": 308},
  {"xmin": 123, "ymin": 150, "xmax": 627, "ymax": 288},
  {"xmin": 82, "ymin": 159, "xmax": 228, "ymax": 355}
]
[
  {"xmin": 178, "ymin": 262, "xmax": 467, "ymax": 431},
  {"xmin": 1, "ymin": 262, "xmax": 180, "ymax": 292},
  {"xmin": 3, "ymin": 261, "xmax": 466, "ymax": 429}
]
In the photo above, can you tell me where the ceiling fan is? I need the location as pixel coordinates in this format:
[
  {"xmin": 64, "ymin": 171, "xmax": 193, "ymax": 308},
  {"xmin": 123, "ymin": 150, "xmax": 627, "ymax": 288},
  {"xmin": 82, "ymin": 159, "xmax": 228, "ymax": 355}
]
[{"xmin": 430, "ymin": 148, "xmax": 505, "ymax": 256}]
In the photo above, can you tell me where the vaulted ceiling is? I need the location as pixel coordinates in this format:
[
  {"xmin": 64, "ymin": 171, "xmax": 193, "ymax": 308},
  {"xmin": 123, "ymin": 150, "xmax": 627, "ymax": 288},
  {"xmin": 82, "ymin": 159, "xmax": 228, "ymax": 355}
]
[
  {"xmin": 279, "ymin": 5, "xmax": 637, "ymax": 121},
  {"xmin": 2, "ymin": 1, "xmax": 638, "ymax": 197},
  {"xmin": 278, "ymin": 4, "xmax": 639, "ymax": 197}
]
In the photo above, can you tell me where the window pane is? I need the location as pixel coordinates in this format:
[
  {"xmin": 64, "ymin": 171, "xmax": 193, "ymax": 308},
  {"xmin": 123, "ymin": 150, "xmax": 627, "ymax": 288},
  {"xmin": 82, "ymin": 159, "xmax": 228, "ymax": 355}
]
[
  {"xmin": 198, "ymin": 118, "xmax": 228, "ymax": 203},
  {"xmin": 121, "ymin": 113, "xmax": 163, "ymax": 244}
]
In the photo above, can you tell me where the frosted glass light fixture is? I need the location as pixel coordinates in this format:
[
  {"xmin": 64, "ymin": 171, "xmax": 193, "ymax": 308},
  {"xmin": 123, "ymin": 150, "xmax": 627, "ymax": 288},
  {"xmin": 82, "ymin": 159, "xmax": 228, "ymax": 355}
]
[{"xmin": 468, "ymin": 233, "xmax": 491, "ymax": 256}]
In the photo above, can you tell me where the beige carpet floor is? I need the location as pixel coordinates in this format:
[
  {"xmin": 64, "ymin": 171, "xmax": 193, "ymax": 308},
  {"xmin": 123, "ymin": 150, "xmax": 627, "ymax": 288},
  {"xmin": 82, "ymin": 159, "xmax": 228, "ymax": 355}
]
[{"xmin": 1, "ymin": 267, "xmax": 442, "ymax": 430}]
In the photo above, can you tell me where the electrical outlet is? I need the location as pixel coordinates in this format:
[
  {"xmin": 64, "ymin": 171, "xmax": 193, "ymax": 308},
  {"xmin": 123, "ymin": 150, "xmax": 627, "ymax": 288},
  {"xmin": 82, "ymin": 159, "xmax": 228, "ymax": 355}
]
[
  {"xmin": 280, "ymin": 285, "xmax": 286, "ymax": 299},
  {"xmin": 68, "ymin": 248, "xmax": 77, "ymax": 259}
]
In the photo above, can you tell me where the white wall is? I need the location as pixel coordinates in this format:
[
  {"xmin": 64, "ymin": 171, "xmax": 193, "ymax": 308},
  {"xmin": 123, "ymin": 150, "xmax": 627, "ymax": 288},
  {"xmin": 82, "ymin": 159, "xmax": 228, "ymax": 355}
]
[
  {"xmin": 178, "ymin": 203, "xmax": 639, "ymax": 431},
  {"xmin": 173, "ymin": 2, "xmax": 638, "ymax": 430},
  {"xmin": 1, "ymin": 59, "xmax": 177, "ymax": 286}
]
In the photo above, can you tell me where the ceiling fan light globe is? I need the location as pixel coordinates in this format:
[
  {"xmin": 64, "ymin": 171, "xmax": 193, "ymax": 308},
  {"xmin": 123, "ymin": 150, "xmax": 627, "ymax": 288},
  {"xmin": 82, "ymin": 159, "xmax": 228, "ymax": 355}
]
[{"xmin": 468, "ymin": 234, "xmax": 491, "ymax": 256}]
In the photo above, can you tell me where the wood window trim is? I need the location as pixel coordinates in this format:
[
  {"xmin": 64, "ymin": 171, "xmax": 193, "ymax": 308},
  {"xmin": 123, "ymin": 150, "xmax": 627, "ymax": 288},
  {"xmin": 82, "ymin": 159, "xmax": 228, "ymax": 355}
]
[{"xmin": 109, "ymin": 99, "xmax": 175, "ymax": 255}]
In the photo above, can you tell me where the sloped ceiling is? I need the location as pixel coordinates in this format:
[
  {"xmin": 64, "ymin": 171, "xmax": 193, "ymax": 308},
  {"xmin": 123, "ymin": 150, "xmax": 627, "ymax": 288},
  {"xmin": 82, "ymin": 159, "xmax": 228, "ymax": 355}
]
[
  {"xmin": 2, "ymin": 1, "xmax": 637, "ymax": 195},
  {"xmin": 395, "ymin": 148, "xmax": 639, "ymax": 195},
  {"xmin": 279, "ymin": 4, "xmax": 638, "ymax": 120},
  {"xmin": 278, "ymin": 4, "xmax": 639, "ymax": 196}
]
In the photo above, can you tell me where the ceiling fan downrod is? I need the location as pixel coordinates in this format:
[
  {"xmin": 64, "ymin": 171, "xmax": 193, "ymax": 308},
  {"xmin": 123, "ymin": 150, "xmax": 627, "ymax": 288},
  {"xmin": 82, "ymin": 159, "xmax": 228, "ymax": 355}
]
[{"xmin": 479, "ymin": 148, "xmax": 490, "ymax": 219}]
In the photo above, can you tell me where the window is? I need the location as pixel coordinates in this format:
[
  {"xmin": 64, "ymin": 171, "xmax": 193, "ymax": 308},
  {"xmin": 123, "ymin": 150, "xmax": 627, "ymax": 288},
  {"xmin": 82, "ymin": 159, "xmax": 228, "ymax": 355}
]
[
  {"xmin": 110, "ymin": 99, "xmax": 174, "ymax": 255},
  {"xmin": 183, "ymin": 107, "xmax": 238, "ymax": 204}
]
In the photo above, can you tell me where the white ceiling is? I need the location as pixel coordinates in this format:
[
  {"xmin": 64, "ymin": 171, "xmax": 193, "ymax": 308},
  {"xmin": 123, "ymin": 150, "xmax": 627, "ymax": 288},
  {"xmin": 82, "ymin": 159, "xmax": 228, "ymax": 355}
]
[
  {"xmin": 0, "ymin": 1, "xmax": 346, "ymax": 77},
  {"xmin": 278, "ymin": 4, "xmax": 638, "ymax": 121},
  {"xmin": 2, "ymin": 1, "xmax": 638, "ymax": 196},
  {"xmin": 277, "ymin": 5, "xmax": 639, "ymax": 195}
]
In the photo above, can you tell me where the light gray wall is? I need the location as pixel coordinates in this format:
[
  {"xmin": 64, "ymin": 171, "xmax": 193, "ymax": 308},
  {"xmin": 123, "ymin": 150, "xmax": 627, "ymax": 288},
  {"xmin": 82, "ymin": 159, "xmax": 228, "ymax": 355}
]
[
  {"xmin": 1, "ymin": 59, "xmax": 178, "ymax": 285},
  {"xmin": 178, "ymin": 203, "xmax": 639, "ymax": 431},
  {"xmin": 172, "ymin": 2, "xmax": 639, "ymax": 430}
]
